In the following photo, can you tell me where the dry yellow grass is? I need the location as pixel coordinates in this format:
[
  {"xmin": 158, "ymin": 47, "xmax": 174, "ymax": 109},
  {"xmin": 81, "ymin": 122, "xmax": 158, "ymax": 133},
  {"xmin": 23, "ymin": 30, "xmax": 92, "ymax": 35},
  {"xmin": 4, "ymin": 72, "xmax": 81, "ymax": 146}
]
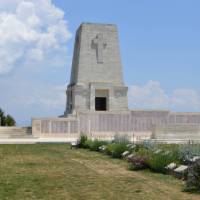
[{"xmin": 0, "ymin": 144, "xmax": 199, "ymax": 200}]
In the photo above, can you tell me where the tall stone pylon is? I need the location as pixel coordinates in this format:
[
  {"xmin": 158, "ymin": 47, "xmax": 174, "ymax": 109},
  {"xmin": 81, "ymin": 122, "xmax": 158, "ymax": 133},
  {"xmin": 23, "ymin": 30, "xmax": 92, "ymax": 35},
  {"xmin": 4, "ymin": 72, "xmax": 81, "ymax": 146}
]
[{"xmin": 65, "ymin": 23, "xmax": 128, "ymax": 115}]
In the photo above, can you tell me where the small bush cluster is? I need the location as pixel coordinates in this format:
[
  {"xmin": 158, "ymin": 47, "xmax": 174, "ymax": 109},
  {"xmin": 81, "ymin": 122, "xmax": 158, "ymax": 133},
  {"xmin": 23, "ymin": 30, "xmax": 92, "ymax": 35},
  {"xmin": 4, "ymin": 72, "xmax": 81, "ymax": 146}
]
[
  {"xmin": 106, "ymin": 143, "xmax": 129, "ymax": 158},
  {"xmin": 77, "ymin": 136, "xmax": 200, "ymax": 193},
  {"xmin": 148, "ymin": 151, "xmax": 176, "ymax": 173},
  {"xmin": 79, "ymin": 135, "xmax": 107, "ymax": 151},
  {"xmin": 128, "ymin": 155, "xmax": 149, "ymax": 170},
  {"xmin": 79, "ymin": 135, "xmax": 129, "ymax": 158},
  {"xmin": 148, "ymin": 148, "xmax": 179, "ymax": 173},
  {"xmin": 179, "ymin": 144, "xmax": 200, "ymax": 164},
  {"xmin": 78, "ymin": 135, "xmax": 88, "ymax": 148},
  {"xmin": 185, "ymin": 159, "xmax": 200, "ymax": 192},
  {"xmin": 87, "ymin": 140, "xmax": 107, "ymax": 151}
]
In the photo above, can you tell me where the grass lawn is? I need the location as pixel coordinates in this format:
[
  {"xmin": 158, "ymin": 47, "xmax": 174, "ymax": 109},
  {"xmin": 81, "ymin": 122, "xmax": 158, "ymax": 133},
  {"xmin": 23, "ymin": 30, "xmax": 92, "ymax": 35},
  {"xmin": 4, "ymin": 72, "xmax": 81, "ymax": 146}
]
[{"xmin": 0, "ymin": 144, "xmax": 199, "ymax": 200}]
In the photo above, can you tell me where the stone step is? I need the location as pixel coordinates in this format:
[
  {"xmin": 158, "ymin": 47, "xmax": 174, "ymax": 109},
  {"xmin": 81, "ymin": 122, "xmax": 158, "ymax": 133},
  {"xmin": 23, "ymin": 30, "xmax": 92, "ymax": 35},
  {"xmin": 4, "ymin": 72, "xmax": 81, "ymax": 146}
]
[
  {"xmin": 0, "ymin": 127, "xmax": 31, "ymax": 132},
  {"xmin": 0, "ymin": 137, "xmax": 76, "ymax": 144},
  {"xmin": 0, "ymin": 134, "xmax": 33, "ymax": 139},
  {"xmin": 151, "ymin": 139, "xmax": 200, "ymax": 144},
  {"xmin": 156, "ymin": 134, "xmax": 200, "ymax": 138},
  {"xmin": 153, "ymin": 124, "xmax": 200, "ymax": 141},
  {"xmin": 10, "ymin": 135, "xmax": 34, "ymax": 139},
  {"xmin": 0, "ymin": 130, "xmax": 27, "ymax": 133},
  {"xmin": 0, "ymin": 127, "xmax": 32, "ymax": 139},
  {"xmin": 1, "ymin": 134, "xmax": 26, "ymax": 137}
]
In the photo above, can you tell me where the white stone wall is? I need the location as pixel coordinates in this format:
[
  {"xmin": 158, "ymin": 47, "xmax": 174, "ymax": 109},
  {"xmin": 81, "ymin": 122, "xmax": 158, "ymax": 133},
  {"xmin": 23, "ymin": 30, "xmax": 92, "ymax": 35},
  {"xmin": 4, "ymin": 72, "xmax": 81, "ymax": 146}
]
[
  {"xmin": 32, "ymin": 110, "xmax": 200, "ymax": 142},
  {"xmin": 32, "ymin": 117, "xmax": 79, "ymax": 138}
]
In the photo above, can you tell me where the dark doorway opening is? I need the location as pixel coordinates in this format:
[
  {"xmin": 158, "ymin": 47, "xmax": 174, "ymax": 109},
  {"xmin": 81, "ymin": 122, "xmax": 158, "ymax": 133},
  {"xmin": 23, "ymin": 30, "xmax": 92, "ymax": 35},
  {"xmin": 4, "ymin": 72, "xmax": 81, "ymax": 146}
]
[{"xmin": 95, "ymin": 97, "xmax": 107, "ymax": 111}]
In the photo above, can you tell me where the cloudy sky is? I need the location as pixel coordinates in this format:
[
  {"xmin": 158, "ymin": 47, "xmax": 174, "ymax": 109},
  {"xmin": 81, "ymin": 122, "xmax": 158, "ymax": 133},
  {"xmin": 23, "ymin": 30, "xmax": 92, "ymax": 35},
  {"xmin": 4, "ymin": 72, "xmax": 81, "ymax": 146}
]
[{"xmin": 0, "ymin": 0, "xmax": 200, "ymax": 126}]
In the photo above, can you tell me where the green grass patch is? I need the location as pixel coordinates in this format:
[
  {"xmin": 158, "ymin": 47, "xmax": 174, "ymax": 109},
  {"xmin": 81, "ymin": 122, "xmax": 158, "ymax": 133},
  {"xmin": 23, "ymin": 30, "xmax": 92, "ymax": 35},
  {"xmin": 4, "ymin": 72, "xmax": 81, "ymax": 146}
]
[{"xmin": 0, "ymin": 144, "xmax": 199, "ymax": 200}]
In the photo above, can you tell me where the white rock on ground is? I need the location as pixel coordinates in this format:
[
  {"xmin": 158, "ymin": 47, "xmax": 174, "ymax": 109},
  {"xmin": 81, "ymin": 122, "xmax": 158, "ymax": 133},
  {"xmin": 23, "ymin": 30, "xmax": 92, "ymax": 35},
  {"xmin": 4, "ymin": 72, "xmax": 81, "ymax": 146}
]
[
  {"xmin": 127, "ymin": 154, "xmax": 134, "ymax": 159},
  {"xmin": 189, "ymin": 156, "xmax": 200, "ymax": 163},
  {"xmin": 99, "ymin": 145, "xmax": 106, "ymax": 151},
  {"xmin": 122, "ymin": 151, "xmax": 129, "ymax": 157},
  {"xmin": 174, "ymin": 165, "xmax": 188, "ymax": 179},
  {"xmin": 154, "ymin": 149, "xmax": 162, "ymax": 154},
  {"xmin": 165, "ymin": 162, "xmax": 177, "ymax": 170},
  {"xmin": 174, "ymin": 165, "xmax": 188, "ymax": 173}
]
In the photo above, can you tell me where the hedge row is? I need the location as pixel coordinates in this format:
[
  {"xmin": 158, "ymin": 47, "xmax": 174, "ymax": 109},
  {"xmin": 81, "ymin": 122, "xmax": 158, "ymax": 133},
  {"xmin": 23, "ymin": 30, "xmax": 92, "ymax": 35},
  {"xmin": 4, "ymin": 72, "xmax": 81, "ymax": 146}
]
[{"xmin": 77, "ymin": 136, "xmax": 200, "ymax": 192}]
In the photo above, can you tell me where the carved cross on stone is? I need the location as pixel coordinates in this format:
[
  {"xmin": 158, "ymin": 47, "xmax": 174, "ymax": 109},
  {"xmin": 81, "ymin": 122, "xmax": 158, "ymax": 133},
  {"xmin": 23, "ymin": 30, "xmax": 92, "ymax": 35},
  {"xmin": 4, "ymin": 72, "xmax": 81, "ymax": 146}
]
[{"xmin": 92, "ymin": 33, "xmax": 106, "ymax": 63}]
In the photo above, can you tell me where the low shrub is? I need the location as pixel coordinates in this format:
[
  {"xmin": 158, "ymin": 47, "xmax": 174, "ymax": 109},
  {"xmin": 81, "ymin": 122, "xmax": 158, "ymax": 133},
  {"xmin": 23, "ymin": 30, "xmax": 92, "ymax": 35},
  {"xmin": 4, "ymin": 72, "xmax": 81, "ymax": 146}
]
[
  {"xmin": 133, "ymin": 144, "xmax": 145, "ymax": 152},
  {"xmin": 148, "ymin": 150, "xmax": 178, "ymax": 174},
  {"xmin": 84, "ymin": 140, "xmax": 93, "ymax": 149},
  {"xmin": 78, "ymin": 135, "xmax": 107, "ymax": 151},
  {"xmin": 185, "ymin": 159, "xmax": 200, "ymax": 192},
  {"xmin": 179, "ymin": 144, "xmax": 200, "ymax": 164},
  {"xmin": 88, "ymin": 140, "xmax": 107, "ymax": 151},
  {"xmin": 105, "ymin": 143, "xmax": 113, "ymax": 156},
  {"xmin": 78, "ymin": 135, "xmax": 88, "ymax": 148},
  {"xmin": 106, "ymin": 143, "xmax": 128, "ymax": 158},
  {"xmin": 128, "ymin": 155, "xmax": 149, "ymax": 170},
  {"xmin": 127, "ymin": 147, "xmax": 153, "ymax": 170},
  {"xmin": 135, "ymin": 147, "xmax": 152, "ymax": 157}
]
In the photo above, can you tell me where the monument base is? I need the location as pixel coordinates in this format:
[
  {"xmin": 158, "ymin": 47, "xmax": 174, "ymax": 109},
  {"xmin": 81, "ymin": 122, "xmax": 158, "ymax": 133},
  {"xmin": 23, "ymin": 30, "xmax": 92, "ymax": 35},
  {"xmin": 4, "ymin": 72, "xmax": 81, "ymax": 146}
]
[{"xmin": 31, "ymin": 110, "xmax": 200, "ymax": 143}]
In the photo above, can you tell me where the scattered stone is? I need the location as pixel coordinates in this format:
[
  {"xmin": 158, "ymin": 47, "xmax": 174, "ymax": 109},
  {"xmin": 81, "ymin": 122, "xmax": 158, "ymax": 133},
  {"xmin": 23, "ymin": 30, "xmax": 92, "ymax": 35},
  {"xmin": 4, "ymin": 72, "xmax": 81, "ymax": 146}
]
[
  {"xmin": 186, "ymin": 159, "xmax": 200, "ymax": 191},
  {"xmin": 130, "ymin": 145, "xmax": 135, "ymax": 150},
  {"xmin": 174, "ymin": 165, "xmax": 188, "ymax": 173},
  {"xmin": 165, "ymin": 162, "xmax": 177, "ymax": 170},
  {"xmin": 99, "ymin": 145, "xmax": 106, "ymax": 152},
  {"xmin": 174, "ymin": 165, "xmax": 188, "ymax": 179},
  {"xmin": 127, "ymin": 154, "xmax": 134, "ymax": 160},
  {"xmin": 163, "ymin": 150, "xmax": 170, "ymax": 155},
  {"xmin": 70, "ymin": 141, "xmax": 79, "ymax": 149},
  {"xmin": 126, "ymin": 144, "xmax": 135, "ymax": 150},
  {"xmin": 122, "ymin": 151, "xmax": 129, "ymax": 158},
  {"xmin": 189, "ymin": 156, "xmax": 200, "ymax": 163},
  {"xmin": 126, "ymin": 144, "xmax": 132, "ymax": 147},
  {"xmin": 154, "ymin": 149, "xmax": 162, "ymax": 154}
]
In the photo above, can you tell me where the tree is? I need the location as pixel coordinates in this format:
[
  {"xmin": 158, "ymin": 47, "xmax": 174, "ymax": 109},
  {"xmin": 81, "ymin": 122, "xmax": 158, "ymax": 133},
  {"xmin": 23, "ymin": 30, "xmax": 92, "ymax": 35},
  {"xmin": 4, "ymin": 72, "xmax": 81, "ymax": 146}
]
[
  {"xmin": 0, "ymin": 108, "xmax": 16, "ymax": 126},
  {"xmin": 0, "ymin": 108, "xmax": 6, "ymax": 126},
  {"xmin": 5, "ymin": 115, "xmax": 16, "ymax": 126}
]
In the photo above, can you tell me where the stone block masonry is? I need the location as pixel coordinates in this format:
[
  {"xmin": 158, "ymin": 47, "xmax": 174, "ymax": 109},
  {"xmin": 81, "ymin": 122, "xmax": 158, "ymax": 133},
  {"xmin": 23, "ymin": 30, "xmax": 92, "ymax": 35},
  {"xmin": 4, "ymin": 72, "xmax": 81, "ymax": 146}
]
[
  {"xmin": 32, "ymin": 110, "xmax": 200, "ymax": 143},
  {"xmin": 65, "ymin": 23, "xmax": 128, "ymax": 115},
  {"xmin": 28, "ymin": 22, "xmax": 200, "ymax": 143}
]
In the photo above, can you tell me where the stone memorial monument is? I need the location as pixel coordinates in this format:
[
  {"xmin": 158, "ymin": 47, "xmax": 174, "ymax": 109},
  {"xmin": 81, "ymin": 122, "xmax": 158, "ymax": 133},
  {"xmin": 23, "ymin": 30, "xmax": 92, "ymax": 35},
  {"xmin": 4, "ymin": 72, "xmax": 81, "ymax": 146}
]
[
  {"xmin": 31, "ymin": 22, "xmax": 200, "ymax": 143},
  {"xmin": 65, "ymin": 23, "xmax": 128, "ymax": 115}
]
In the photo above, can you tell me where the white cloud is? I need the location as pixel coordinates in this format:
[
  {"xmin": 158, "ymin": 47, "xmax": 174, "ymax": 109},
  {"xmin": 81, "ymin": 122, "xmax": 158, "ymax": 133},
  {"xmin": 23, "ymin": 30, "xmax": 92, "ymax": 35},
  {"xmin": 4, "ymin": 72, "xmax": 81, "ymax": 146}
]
[
  {"xmin": 128, "ymin": 80, "xmax": 169, "ymax": 108},
  {"xmin": 128, "ymin": 80, "xmax": 200, "ymax": 111},
  {"xmin": 0, "ymin": 0, "xmax": 71, "ymax": 125},
  {"xmin": 171, "ymin": 89, "xmax": 200, "ymax": 109},
  {"xmin": 0, "ymin": 0, "xmax": 72, "ymax": 74}
]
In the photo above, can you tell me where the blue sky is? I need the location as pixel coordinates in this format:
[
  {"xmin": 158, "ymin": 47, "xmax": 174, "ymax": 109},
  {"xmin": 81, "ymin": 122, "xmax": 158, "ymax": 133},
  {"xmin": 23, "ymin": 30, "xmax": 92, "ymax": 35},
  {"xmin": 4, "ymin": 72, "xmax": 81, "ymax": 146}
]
[{"xmin": 0, "ymin": 0, "xmax": 200, "ymax": 126}]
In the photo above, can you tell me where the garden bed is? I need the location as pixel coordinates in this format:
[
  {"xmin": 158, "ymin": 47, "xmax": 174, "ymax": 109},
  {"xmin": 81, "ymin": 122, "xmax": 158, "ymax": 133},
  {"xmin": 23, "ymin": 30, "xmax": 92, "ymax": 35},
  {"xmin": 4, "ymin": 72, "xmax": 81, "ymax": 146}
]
[{"xmin": 78, "ymin": 135, "xmax": 200, "ymax": 193}]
